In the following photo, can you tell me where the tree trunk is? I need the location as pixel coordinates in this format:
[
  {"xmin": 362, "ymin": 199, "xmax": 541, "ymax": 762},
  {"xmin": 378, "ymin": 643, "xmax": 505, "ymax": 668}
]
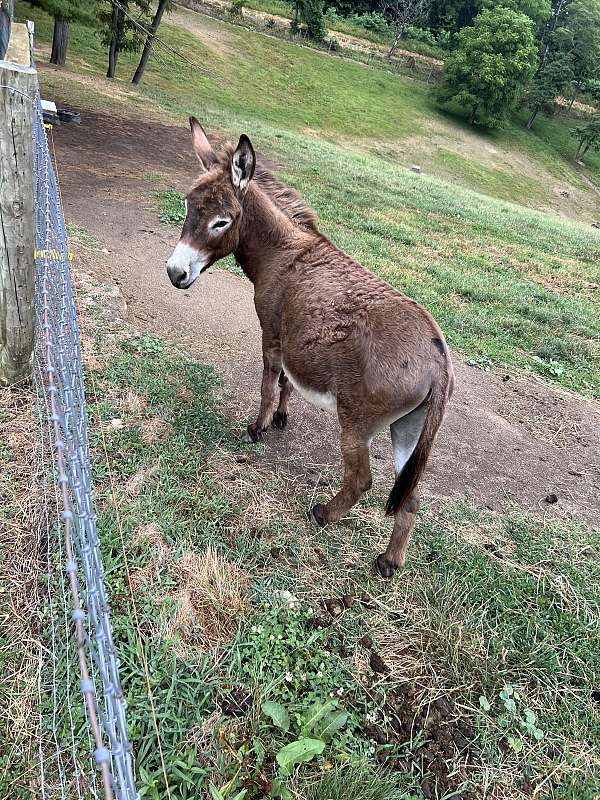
[
  {"xmin": 469, "ymin": 104, "xmax": 478, "ymax": 125},
  {"xmin": 575, "ymin": 139, "xmax": 585, "ymax": 159},
  {"xmin": 107, "ymin": 3, "xmax": 126, "ymax": 79},
  {"xmin": 0, "ymin": 0, "xmax": 14, "ymax": 60},
  {"xmin": 387, "ymin": 27, "xmax": 403, "ymax": 59},
  {"xmin": 526, "ymin": 107, "xmax": 538, "ymax": 129},
  {"xmin": 567, "ymin": 80, "xmax": 583, "ymax": 112},
  {"xmin": 50, "ymin": 17, "xmax": 69, "ymax": 66},
  {"xmin": 132, "ymin": 0, "xmax": 169, "ymax": 85}
]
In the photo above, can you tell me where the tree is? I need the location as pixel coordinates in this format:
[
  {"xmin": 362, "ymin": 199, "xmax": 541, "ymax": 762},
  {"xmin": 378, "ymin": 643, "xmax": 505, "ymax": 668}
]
[
  {"xmin": 99, "ymin": 0, "xmax": 150, "ymax": 79},
  {"xmin": 572, "ymin": 113, "xmax": 600, "ymax": 159},
  {"xmin": 480, "ymin": 0, "xmax": 551, "ymax": 28},
  {"xmin": 436, "ymin": 7, "xmax": 538, "ymax": 127},
  {"xmin": 525, "ymin": 54, "xmax": 573, "ymax": 126},
  {"xmin": 563, "ymin": 0, "xmax": 600, "ymax": 110},
  {"xmin": 428, "ymin": 0, "xmax": 478, "ymax": 34},
  {"xmin": 30, "ymin": 0, "xmax": 96, "ymax": 65},
  {"xmin": 382, "ymin": 0, "xmax": 430, "ymax": 58},
  {"xmin": 290, "ymin": 0, "xmax": 325, "ymax": 40},
  {"xmin": 131, "ymin": 0, "xmax": 173, "ymax": 84}
]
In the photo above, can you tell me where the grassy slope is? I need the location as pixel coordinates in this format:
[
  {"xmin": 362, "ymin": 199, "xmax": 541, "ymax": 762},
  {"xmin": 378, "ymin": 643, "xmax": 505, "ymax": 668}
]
[
  {"xmin": 19, "ymin": 3, "xmax": 600, "ymax": 396},
  {"xmin": 13, "ymin": 7, "xmax": 600, "ymax": 798},
  {"xmin": 43, "ymin": 305, "xmax": 599, "ymax": 800}
]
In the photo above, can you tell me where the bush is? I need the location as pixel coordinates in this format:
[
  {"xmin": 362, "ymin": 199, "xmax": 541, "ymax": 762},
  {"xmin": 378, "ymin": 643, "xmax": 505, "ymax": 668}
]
[
  {"xmin": 349, "ymin": 11, "xmax": 389, "ymax": 34},
  {"xmin": 404, "ymin": 25, "xmax": 437, "ymax": 46},
  {"xmin": 328, "ymin": 35, "xmax": 340, "ymax": 49}
]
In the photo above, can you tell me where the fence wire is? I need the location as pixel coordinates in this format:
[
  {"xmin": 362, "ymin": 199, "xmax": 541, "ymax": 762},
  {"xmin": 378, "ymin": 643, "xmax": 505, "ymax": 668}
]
[{"xmin": 32, "ymin": 82, "xmax": 139, "ymax": 800}]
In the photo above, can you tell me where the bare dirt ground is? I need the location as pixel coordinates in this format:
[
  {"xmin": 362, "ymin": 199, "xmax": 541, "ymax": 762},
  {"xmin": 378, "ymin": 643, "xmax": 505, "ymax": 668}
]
[{"xmin": 51, "ymin": 104, "xmax": 600, "ymax": 527}]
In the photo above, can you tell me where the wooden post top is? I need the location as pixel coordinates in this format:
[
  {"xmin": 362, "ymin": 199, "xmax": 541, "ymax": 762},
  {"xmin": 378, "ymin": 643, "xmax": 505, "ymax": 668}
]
[{"xmin": 1, "ymin": 20, "xmax": 33, "ymax": 69}]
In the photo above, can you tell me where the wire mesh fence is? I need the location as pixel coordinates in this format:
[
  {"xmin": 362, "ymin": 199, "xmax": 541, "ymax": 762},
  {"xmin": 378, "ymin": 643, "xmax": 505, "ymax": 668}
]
[{"xmin": 32, "ymin": 73, "xmax": 139, "ymax": 800}]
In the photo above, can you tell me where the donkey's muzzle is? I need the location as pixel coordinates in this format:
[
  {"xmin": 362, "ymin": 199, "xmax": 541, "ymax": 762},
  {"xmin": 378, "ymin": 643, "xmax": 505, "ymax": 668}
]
[{"xmin": 167, "ymin": 262, "xmax": 191, "ymax": 289}]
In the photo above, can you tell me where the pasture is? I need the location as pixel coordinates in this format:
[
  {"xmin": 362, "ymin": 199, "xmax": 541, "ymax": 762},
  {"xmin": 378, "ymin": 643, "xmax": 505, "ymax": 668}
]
[{"xmin": 3, "ymin": 2, "xmax": 600, "ymax": 799}]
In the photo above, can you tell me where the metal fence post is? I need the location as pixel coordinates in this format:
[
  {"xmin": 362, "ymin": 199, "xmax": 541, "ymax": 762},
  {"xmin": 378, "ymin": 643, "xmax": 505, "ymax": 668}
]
[{"xmin": 0, "ymin": 21, "xmax": 36, "ymax": 385}]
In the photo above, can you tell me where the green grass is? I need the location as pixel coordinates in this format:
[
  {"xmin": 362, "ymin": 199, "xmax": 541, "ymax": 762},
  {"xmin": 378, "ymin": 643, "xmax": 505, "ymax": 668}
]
[
  {"xmin": 42, "ymin": 291, "xmax": 600, "ymax": 799},
  {"xmin": 18, "ymin": 1, "xmax": 600, "ymax": 395}
]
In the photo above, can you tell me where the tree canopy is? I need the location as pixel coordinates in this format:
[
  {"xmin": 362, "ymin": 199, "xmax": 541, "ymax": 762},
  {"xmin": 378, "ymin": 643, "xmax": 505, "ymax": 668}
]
[{"xmin": 437, "ymin": 6, "xmax": 539, "ymax": 127}]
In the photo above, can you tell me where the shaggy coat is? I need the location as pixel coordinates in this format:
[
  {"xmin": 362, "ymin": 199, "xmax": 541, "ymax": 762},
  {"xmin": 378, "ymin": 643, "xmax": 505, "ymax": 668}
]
[{"xmin": 166, "ymin": 119, "xmax": 454, "ymax": 577}]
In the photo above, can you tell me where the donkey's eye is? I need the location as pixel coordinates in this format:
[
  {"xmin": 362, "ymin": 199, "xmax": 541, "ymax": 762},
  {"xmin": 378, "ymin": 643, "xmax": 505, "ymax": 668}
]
[{"xmin": 211, "ymin": 219, "xmax": 230, "ymax": 230}]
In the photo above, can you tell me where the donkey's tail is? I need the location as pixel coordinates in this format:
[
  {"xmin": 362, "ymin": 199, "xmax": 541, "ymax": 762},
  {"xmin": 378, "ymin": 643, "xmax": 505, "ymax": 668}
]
[{"xmin": 385, "ymin": 371, "xmax": 450, "ymax": 517}]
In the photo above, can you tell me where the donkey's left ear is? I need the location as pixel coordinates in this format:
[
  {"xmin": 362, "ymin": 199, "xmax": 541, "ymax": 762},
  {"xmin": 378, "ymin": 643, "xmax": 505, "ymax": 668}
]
[{"xmin": 231, "ymin": 135, "xmax": 256, "ymax": 191}]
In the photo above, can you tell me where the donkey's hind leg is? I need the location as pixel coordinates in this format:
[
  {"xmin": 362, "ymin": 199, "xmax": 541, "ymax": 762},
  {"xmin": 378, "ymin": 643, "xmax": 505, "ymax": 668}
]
[
  {"xmin": 375, "ymin": 490, "xmax": 419, "ymax": 578},
  {"xmin": 375, "ymin": 405, "xmax": 428, "ymax": 577},
  {"xmin": 272, "ymin": 370, "xmax": 293, "ymax": 430},
  {"xmin": 310, "ymin": 427, "xmax": 372, "ymax": 527}
]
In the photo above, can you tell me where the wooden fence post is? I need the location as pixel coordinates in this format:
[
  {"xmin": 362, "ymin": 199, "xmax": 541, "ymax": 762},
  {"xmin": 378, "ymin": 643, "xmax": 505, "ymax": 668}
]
[{"xmin": 0, "ymin": 21, "xmax": 37, "ymax": 386}]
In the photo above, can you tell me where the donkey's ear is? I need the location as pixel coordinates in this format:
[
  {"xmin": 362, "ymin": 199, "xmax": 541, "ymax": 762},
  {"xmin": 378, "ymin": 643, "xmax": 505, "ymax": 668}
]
[
  {"xmin": 189, "ymin": 116, "xmax": 216, "ymax": 171},
  {"xmin": 231, "ymin": 134, "xmax": 255, "ymax": 191}
]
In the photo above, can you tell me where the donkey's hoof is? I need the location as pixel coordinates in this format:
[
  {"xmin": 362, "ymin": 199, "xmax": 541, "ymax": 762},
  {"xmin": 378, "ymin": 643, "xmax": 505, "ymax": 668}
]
[
  {"xmin": 242, "ymin": 424, "xmax": 262, "ymax": 444},
  {"xmin": 374, "ymin": 554, "xmax": 397, "ymax": 579},
  {"xmin": 308, "ymin": 503, "xmax": 327, "ymax": 528},
  {"xmin": 271, "ymin": 411, "xmax": 288, "ymax": 430}
]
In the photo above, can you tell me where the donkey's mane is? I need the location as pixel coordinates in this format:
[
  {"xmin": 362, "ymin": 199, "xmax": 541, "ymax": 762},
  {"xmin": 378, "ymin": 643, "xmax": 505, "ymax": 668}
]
[
  {"xmin": 203, "ymin": 141, "xmax": 319, "ymax": 232},
  {"xmin": 253, "ymin": 163, "xmax": 319, "ymax": 232}
]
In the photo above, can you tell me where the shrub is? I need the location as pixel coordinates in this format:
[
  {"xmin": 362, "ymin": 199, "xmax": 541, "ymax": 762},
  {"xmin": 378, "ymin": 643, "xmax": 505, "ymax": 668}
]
[
  {"xmin": 404, "ymin": 24, "xmax": 437, "ymax": 46},
  {"xmin": 349, "ymin": 11, "xmax": 389, "ymax": 34}
]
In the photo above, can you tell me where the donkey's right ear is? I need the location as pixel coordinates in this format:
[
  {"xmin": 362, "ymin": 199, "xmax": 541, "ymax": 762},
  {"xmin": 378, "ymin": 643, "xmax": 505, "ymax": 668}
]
[{"xmin": 189, "ymin": 116, "xmax": 216, "ymax": 171}]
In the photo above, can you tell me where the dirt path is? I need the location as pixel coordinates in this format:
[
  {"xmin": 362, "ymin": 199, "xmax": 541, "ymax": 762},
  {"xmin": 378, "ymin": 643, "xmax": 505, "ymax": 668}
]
[{"xmin": 52, "ymin": 105, "xmax": 600, "ymax": 527}]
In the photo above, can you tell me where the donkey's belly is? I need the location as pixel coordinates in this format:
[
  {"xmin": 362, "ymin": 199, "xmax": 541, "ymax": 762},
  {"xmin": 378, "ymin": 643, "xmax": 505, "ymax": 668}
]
[{"xmin": 282, "ymin": 361, "xmax": 337, "ymax": 412}]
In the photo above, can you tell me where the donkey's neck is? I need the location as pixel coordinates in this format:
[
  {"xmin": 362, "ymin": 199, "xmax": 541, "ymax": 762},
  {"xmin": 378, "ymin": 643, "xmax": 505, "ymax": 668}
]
[{"xmin": 234, "ymin": 184, "xmax": 313, "ymax": 283}]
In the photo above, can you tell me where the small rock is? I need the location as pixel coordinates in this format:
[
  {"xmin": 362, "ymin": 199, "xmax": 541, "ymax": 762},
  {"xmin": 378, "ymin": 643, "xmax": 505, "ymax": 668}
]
[
  {"xmin": 502, "ymin": 374, "xmax": 510, "ymax": 382},
  {"xmin": 545, "ymin": 493, "xmax": 558, "ymax": 504},
  {"xmin": 410, "ymin": 164, "xmax": 421, "ymax": 173},
  {"xmin": 369, "ymin": 652, "xmax": 390, "ymax": 675},
  {"xmin": 109, "ymin": 417, "xmax": 124, "ymax": 430},
  {"xmin": 235, "ymin": 454, "xmax": 248, "ymax": 463}
]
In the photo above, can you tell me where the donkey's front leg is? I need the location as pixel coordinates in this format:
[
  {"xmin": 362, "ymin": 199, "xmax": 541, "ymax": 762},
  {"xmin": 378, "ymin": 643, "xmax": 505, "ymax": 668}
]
[
  {"xmin": 244, "ymin": 340, "xmax": 282, "ymax": 443},
  {"xmin": 310, "ymin": 427, "xmax": 372, "ymax": 526}
]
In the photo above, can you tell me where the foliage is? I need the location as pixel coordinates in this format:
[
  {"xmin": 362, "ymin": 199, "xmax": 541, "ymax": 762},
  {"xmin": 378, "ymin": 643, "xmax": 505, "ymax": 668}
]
[
  {"xmin": 292, "ymin": 0, "xmax": 326, "ymax": 39},
  {"xmin": 572, "ymin": 113, "xmax": 600, "ymax": 159},
  {"xmin": 403, "ymin": 23, "xmax": 436, "ymax": 44},
  {"xmin": 565, "ymin": 0, "xmax": 600, "ymax": 90},
  {"xmin": 98, "ymin": 0, "xmax": 151, "ymax": 58},
  {"xmin": 30, "ymin": 0, "xmax": 96, "ymax": 23},
  {"xmin": 525, "ymin": 54, "xmax": 573, "ymax": 127},
  {"xmin": 437, "ymin": 6, "xmax": 538, "ymax": 127},
  {"xmin": 480, "ymin": 0, "xmax": 551, "ymax": 27}
]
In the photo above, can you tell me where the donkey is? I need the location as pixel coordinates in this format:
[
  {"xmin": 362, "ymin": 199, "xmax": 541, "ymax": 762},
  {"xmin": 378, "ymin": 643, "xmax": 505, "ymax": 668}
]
[{"xmin": 166, "ymin": 118, "xmax": 454, "ymax": 577}]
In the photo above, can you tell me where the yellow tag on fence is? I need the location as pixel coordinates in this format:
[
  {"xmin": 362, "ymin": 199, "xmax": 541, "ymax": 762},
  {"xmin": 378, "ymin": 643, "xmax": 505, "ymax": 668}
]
[{"xmin": 35, "ymin": 248, "xmax": 74, "ymax": 262}]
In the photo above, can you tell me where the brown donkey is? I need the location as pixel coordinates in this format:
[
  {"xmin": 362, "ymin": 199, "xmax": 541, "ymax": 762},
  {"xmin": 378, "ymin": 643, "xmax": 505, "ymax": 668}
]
[{"xmin": 167, "ymin": 118, "xmax": 454, "ymax": 577}]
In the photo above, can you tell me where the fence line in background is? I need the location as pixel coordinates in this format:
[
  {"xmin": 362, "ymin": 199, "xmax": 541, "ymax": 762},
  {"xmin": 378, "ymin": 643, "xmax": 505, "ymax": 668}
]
[{"xmin": 29, "ymin": 43, "xmax": 139, "ymax": 800}]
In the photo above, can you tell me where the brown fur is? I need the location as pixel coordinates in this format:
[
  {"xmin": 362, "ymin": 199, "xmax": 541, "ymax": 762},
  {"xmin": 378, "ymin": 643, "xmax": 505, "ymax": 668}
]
[{"xmin": 167, "ymin": 119, "xmax": 454, "ymax": 577}]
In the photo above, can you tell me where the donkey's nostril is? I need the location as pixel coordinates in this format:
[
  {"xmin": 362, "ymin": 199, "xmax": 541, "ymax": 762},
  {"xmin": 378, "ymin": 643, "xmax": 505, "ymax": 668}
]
[{"xmin": 167, "ymin": 259, "xmax": 189, "ymax": 288}]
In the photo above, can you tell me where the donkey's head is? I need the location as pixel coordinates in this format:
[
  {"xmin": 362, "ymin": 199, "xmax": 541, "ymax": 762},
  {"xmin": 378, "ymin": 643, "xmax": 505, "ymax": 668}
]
[{"xmin": 166, "ymin": 117, "xmax": 255, "ymax": 289}]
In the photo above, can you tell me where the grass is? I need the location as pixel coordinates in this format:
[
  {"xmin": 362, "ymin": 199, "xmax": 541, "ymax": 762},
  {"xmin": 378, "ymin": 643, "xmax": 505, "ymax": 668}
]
[
  {"xmin": 18, "ymin": 1, "xmax": 600, "ymax": 395},
  {"xmin": 39, "ymin": 276, "xmax": 600, "ymax": 799},
  {"xmin": 0, "ymin": 387, "xmax": 43, "ymax": 799}
]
